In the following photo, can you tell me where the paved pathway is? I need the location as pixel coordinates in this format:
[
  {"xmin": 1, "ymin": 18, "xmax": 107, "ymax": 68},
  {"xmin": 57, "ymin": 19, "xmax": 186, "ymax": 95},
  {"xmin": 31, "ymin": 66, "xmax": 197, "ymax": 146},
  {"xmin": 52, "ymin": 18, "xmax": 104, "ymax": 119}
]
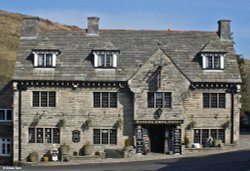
[{"xmin": 26, "ymin": 132, "xmax": 250, "ymax": 167}]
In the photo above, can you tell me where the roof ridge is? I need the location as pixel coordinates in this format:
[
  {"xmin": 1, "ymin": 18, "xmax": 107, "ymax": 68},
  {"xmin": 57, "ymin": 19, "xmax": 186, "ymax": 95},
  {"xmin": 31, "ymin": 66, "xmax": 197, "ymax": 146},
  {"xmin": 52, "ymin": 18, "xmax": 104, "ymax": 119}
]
[{"xmin": 100, "ymin": 29, "xmax": 216, "ymax": 33}]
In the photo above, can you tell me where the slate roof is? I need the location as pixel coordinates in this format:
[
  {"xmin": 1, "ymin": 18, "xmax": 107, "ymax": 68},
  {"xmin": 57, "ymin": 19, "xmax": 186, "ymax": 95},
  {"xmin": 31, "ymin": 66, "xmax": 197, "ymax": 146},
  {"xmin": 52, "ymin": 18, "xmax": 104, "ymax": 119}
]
[{"xmin": 13, "ymin": 27, "xmax": 241, "ymax": 83}]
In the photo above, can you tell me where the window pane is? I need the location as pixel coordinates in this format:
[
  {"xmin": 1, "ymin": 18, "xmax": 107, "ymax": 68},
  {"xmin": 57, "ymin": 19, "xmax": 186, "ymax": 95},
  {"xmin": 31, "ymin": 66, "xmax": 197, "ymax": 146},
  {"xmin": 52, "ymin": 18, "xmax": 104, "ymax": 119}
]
[
  {"xmin": 210, "ymin": 93, "xmax": 218, "ymax": 108},
  {"xmin": 46, "ymin": 54, "xmax": 53, "ymax": 67},
  {"xmin": 148, "ymin": 93, "xmax": 154, "ymax": 108},
  {"xmin": 94, "ymin": 92, "xmax": 100, "ymax": 108},
  {"xmin": 6, "ymin": 110, "xmax": 12, "ymax": 120},
  {"xmin": 53, "ymin": 128, "xmax": 60, "ymax": 144},
  {"xmin": 28, "ymin": 128, "xmax": 35, "ymax": 143},
  {"xmin": 33, "ymin": 91, "xmax": 40, "ymax": 107},
  {"xmin": 219, "ymin": 94, "xmax": 226, "ymax": 108},
  {"xmin": 164, "ymin": 93, "xmax": 172, "ymax": 108},
  {"xmin": 41, "ymin": 92, "xmax": 48, "ymax": 107},
  {"xmin": 211, "ymin": 129, "xmax": 217, "ymax": 140},
  {"xmin": 7, "ymin": 143, "xmax": 10, "ymax": 155},
  {"xmin": 155, "ymin": 93, "xmax": 163, "ymax": 108},
  {"xmin": 102, "ymin": 93, "xmax": 109, "ymax": 108},
  {"xmin": 203, "ymin": 93, "xmax": 210, "ymax": 108},
  {"xmin": 207, "ymin": 56, "xmax": 213, "ymax": 69},
  {"xmin": 0, "ymin": 110, "xmax": 5, "ymax": 120},
  {"xmin": 110, "ymin": 129, "xmax": 117, "ymax": 144},
  {"xmin": 194, "ymin": 129, "xmax": 200, "ymax": 143},
  {"xmin": 38, "ymin": 54, "xmax": 45, "ymax": 66},
  {"xmin": 37, "ymin": 128, "xmax": 43, "ymax": 143},
  {"xmin": 93, "ymin": 129, "xmax": 100, "ymax": 144},
  {"xmin": 49, "ymin": 92, "xmax": 56, "ymax": 107},
  {"xmin": 218, "ymin": 129, "xmax": 225, "ymax": 143},
  {"xmin": 98, "ymin": 54, "xmax": 105, "ymax": 67},
  {"xmin": 202, "ymin": 129, "xmax": 209, "ymax": 145},
  {"xmin": 214, "ymin": 56, "xmax": 220, "ymax": 69},
  {"xmin": 106, "ymin": 54, "xmax": 113, "ymax": 67},
  {"xmin": 2, "ymin": 144, "xmax": 6, "ymax": 154},
  {"xmin": 102, "ymin": 129, "xmax": 109, "ymax": 144},
  {"xmin": 110, "ymin": 93, "xmax": 117, "ymax": 108},
  {"xmin": 45, "ymin": 128, "xmax": 52, "ymax": 143}
]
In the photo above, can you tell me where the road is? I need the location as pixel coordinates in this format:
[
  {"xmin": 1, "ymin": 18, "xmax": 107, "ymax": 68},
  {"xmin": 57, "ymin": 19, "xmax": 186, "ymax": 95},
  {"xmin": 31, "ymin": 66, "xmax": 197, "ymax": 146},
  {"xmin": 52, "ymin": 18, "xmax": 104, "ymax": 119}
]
[{"xmin": 6, "ymin": 149, "xmax": 250, "ymax": 171}]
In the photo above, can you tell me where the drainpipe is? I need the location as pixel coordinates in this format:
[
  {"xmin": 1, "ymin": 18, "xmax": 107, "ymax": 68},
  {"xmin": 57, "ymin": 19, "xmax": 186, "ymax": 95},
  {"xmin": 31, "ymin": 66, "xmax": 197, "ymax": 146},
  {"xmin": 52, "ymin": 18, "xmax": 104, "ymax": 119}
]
[
  {"xmin": 230, "ymin": 90, "xmax": 234, "ymax": 144},
  {"xmin": 17, "ymin": 84, "xmax": 26, "ymax": 161},
  {"xmin": 226, "ymin": 86, "xmax": 237, "ymax": 144},
  {"xmin": 18, "ymin": 86, "xmax": 22, "ymax": 161}
]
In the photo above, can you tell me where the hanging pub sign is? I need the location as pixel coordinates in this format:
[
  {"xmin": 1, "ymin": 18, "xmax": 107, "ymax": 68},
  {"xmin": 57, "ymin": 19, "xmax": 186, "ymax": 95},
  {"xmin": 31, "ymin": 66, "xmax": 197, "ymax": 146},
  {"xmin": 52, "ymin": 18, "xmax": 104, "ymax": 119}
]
[
  {"xmin": 172, "ymin": 128, "xmax": 181, "ymax": 154},
  {"xmin": 72, "ymin": 130, "xmax": 80, "ymax": 143}
]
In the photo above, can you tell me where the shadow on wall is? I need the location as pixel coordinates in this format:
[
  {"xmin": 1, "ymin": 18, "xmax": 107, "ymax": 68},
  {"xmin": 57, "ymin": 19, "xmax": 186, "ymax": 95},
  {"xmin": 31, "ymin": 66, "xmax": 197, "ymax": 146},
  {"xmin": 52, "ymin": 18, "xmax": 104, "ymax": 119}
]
[{"xmin": 0, "ymin": 81, "xmax": 13, "ymax": 109}]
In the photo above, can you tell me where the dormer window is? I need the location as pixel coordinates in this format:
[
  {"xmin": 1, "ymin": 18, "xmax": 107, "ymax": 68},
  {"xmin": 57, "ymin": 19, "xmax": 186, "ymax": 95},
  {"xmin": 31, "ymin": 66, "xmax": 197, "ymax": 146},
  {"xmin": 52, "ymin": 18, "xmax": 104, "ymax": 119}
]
[
  {"xmin": 93, "ymin": 51, "xmax": 118, "ymax": 68},
  {"xmin": 201, "ymin": 53, "xmax": 225, "ymax": 70},
  {"xmin": 32, "ymin": 50, "xmax": 59, "ymax": 68}
]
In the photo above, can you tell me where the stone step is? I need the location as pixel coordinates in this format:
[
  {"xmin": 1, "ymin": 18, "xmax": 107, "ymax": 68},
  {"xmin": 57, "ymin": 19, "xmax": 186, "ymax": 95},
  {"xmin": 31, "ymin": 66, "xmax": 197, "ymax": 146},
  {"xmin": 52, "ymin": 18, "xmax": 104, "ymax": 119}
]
[{"xmin": 70, "ymin": 156, "xmax": 100, "ymax": 161}]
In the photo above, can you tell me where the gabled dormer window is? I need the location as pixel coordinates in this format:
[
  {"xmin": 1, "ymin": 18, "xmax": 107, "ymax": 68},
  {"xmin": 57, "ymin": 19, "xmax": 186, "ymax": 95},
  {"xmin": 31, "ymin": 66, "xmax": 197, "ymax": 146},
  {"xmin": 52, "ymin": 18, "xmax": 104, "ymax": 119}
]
[
  {"xmin": 32, "ymin": 50, "xmax": 60, "ymax": 68},
  {"xmin": 201, "ymin": 53, "xmax": 225, "ymax": 70},
  {"xmin": 93, "ymin": 51, "xmax": 118, "ymax": 68}
]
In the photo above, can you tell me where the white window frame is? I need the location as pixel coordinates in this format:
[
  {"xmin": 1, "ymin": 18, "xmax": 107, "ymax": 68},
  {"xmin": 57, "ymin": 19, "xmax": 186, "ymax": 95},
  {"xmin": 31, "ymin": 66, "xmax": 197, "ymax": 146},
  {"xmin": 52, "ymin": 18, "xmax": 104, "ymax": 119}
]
[
  {"xmin": 201, "ymin": 53, "xmax": 225, "ymax": 70},
  {"xmin": 28, "ymin": 127, "xmax": 60, "ymax": 144},
  {"xmin": 0, "ymin": 138, "xmax": 11, "ymax": 156},
  {"xmin": 33, "ymin": 51, "xmax": 57, "ymax": 67},
  {"xmin": 93, "ymin": 51, "xmax": 118, "ymax": 68},
  {"xmin": 0, "ymin": 109, "xmax": 12, "ymax": 122}
]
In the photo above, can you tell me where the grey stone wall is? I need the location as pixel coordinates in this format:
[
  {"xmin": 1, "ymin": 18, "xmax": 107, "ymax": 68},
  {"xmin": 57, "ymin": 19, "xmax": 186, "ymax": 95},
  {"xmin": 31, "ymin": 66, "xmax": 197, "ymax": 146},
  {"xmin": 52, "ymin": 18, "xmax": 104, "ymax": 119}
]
[
  {"xmin": 183, "ymin": 88, "xmax": 240, "ymax": 144},
  {"xmin": 13, "ymin": 85, "xmax": 133, "ymax": 161},
  {"xmin": 129, "ymin": 49, "xmax": 190, "ymax": 121}
]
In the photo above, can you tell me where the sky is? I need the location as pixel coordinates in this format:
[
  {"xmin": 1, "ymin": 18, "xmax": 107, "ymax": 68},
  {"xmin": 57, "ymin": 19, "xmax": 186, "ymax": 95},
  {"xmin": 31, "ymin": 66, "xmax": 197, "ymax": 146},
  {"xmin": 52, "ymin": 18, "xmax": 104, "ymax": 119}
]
[{"xmin": 1, "ymin": 0, "xmax": 250, "ymax": 58}]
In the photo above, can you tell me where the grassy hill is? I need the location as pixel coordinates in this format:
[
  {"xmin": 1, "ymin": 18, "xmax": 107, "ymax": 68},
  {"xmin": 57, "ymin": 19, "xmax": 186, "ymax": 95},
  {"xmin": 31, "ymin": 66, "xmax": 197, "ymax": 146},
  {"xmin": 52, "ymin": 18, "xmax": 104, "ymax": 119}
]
[{"xmin": 0, "ymin": 10, "xmax": 79, "ymax": 89}]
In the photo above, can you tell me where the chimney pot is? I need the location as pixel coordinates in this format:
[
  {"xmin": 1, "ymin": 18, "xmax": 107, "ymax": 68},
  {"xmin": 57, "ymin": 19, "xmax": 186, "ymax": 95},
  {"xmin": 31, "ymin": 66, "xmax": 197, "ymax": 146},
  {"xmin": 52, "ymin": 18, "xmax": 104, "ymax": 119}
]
[
  {"xmin": 87, "ymin": 17, "xmax": 99, "ymax": 36},
  {"xmin": 218, "ymin": 19, "xmax": 231, "ymax": 40}
]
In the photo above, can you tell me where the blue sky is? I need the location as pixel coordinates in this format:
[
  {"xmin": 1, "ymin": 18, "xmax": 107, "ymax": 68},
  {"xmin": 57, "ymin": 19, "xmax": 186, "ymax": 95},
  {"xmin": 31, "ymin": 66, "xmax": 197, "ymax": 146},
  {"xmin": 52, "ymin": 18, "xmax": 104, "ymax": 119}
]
[{"xmin": 1, "ymin": 0, "xmax": 250, "ymax": 58}]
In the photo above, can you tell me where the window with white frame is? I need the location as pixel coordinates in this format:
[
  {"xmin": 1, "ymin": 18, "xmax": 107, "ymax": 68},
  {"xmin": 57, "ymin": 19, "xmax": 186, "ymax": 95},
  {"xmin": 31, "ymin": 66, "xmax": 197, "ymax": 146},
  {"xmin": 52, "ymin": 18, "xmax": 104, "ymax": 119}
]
[
  {"xmin": 93, "ymin": 129, "xmax": 117, "ymax": 144},
  {"xmin": 0, "ymin": 109, "xmax": 12, "ymax": 122},
  {"xmin": 193, "ymin": 129, "xmax": 225, "ymax": 145},
  {"xmin": 33, "ymin": 51, "xmax": 58, "ymax": 67},
  {"xmin": 93, "ymin": 51, "xmax": 118, "ymax": 68},
  {"xmin": 28, "ymin": 128, "xmax": 60, "ymax": 144},
  {"xmin": 201, "ymin": 53, "xmax": 225, "ymax": 69},
  {"xmin": 0, "ymin": 138, "xmax": 11, "ymax": 156}
]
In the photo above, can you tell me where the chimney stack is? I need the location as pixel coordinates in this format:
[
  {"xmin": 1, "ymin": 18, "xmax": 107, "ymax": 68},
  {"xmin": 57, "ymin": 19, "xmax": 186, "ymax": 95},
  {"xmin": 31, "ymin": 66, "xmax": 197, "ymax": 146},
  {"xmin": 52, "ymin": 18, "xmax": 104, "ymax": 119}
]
[
  {"xmin": 87, "ymin": 17, "xmax": 99, "ymax": 36},
  {"xmin": 22, "ymin": 17, "xmax": 38, "ymax": 38},
  {"xmin": 218, "ymin": 20, "xmax": 231, "ymax": 40}
]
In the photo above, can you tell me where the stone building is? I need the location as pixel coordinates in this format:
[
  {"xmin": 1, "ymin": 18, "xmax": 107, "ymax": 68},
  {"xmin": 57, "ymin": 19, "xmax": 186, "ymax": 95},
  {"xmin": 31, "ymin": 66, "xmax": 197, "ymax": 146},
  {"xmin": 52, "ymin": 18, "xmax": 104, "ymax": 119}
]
[
  {"xmin": 0, "ymin": 83, "xmax": 13, "ymax": 164},
  {"xmin": 12, "ymin": 17, "xmax": 241, "ymax": 162}
]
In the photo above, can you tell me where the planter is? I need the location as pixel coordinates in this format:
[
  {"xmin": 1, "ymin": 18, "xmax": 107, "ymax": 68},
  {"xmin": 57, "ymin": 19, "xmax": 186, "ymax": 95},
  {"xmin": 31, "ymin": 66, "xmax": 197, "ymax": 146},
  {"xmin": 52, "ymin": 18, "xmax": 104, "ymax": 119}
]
[
  {"xmin": 28, "ymin": 151, "xmax": 39, "ymax": 162},
  {"xmin": 42, "ymin": 156, "xmax": 49, "ymax": 162},
  {"xmin": 83, "ymin": 144, "xmax": 93, "ymax": 155},
  {"xmin": 60, "ymin": 144, "xmax": 70, "ymax": 155}
]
